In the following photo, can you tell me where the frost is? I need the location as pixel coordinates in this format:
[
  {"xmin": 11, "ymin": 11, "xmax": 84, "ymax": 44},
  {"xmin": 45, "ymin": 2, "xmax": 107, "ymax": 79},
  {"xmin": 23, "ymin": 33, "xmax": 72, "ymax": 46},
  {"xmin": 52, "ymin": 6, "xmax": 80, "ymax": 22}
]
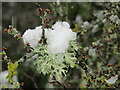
[
  {"xmin": 46, "ymin": 21, "xmax": 76, "ymax": 54},
  {"xmin": 105, "ymin": 75, "xmax": 118, "ymax": 84},
  {"xmin": 22, "ymin": 26, "xmax": 42, "ymax": 48}
]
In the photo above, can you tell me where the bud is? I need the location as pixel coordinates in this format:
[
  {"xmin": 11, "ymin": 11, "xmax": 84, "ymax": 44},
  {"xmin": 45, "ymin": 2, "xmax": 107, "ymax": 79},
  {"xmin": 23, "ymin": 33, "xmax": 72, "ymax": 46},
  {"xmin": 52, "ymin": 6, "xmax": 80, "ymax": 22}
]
[
  {"xmin": 26, "ymin": 43, "xmax": 30, "ymax": 46},
  {"xmin": 2, "ymin": 47, "xmax": 7, "ymax": 51},
  {"xmin": 4, "ymin": 29, "xmax": 8, "ymax": 33},
  {"xmin": 44, "ymin": 18, "xmax": 49, "ymax": 23},
  {"xmin": 37, "ymin": 8, "xmax": 42, "ymax": 12},
  {"xmin": 45, "ymin": 9, "xmax": 50, "ymax": 13},
  {"xmin": 20, "ymin": 82, "xmax": 24, "ymax": 86},
  {"xmin": 9, "ymin": 25, "xmax": 12, "ymax": 29},
  {"xmin": 82, "ymin": 56, "xmax": 87, "ymax": 59},
  {"xmin": 14, "ymin": 33, "xmax": 21, "ymax": 39}
]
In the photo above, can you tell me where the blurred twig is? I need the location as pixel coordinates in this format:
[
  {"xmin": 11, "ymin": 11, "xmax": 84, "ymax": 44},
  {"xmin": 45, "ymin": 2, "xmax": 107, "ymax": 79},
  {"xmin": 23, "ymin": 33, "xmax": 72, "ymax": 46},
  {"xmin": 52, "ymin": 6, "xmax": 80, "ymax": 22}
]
[{"xmin": 20, "ymin": 69, "xmax": 39, "ymax": 89}]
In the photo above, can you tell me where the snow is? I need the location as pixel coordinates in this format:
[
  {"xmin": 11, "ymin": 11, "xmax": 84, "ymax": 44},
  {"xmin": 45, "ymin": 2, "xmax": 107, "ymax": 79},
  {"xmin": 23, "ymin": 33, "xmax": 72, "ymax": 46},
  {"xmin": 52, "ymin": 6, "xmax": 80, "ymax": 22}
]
[
  {"xmin": 22, "ymin": 21, "xmax": 76, "ymax": 53},
  {"xmin": 46, "ymin": 21, "xmax": 76, "ymax": 53},
  {"xmin": 22, "ymin": 26, "xmax": 42, "ymax": 48}
]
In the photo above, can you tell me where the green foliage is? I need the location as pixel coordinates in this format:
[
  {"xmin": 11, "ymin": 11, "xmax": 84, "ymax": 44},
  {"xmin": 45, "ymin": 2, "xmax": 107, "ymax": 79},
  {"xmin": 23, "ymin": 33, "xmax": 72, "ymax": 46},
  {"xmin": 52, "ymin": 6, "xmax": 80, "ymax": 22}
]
[
  {"xmin": 6, "ymin": 62, "xmax": 19, "ymax": 83},
  {"xmin": 33, "ymin": 40, "xmax": 78, "ymax": 80}
]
